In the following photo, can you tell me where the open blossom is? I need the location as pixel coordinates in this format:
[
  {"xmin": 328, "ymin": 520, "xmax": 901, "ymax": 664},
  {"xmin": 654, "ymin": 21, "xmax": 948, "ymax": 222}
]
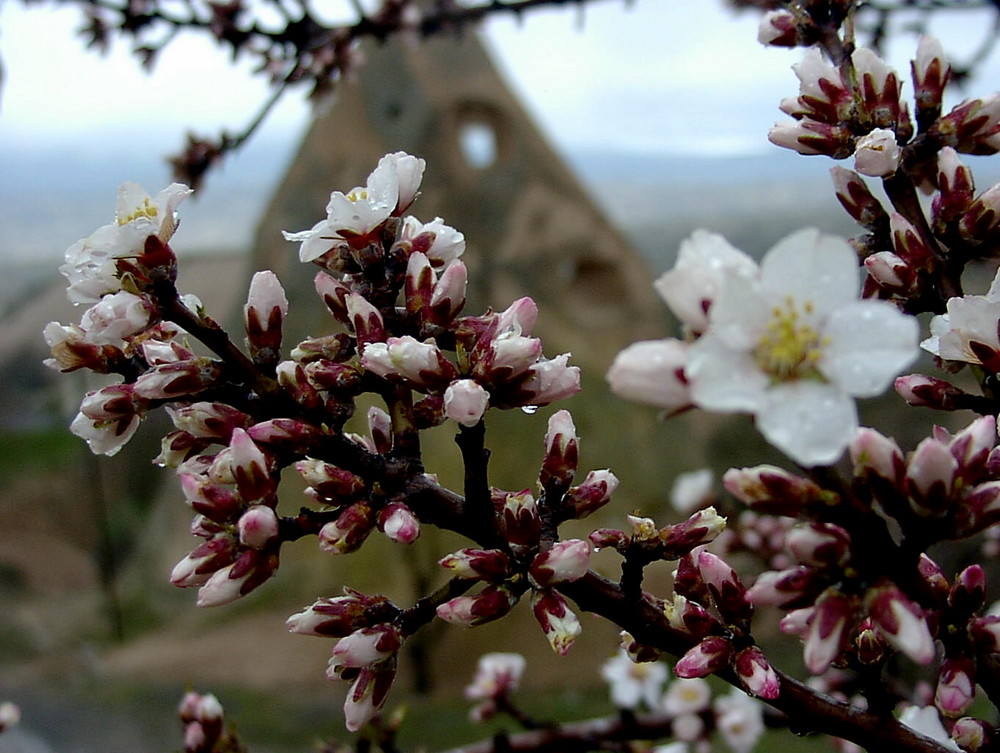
[
  {"xmin": 685, "ymin": 228, "xmax": 918, "ymax": 466},
  {"xmin": 283, "ymin": 151, "xmax": 426, "ymax": 259},
  {"xmin": 600, "ymin": 649, "xmax": 668, "ymax": 710},
  {"xmin": 922, "ymin": 267, "xmax": 1000, "ymax": 366},
  {"xmin": 60, "ymin": 182, "xmax": 191, "ymax": 304},
  {"xmin": 854, "ymin": 128, "xmax": 901, "ymax": 177}
]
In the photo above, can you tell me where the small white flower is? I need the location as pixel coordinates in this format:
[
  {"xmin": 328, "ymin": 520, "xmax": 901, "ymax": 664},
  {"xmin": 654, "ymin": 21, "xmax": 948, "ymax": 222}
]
[
  {"xmin": 600, "ymin": 649, "xmax": 668, "ymax": 710},
  {"xmin": 923, "ymin": 267, "xmax": 1000, "ymax": 364},
  {"xmin": 685, "ymin": 228, "xmax": 918, "ymax": 466},
  {"xmin": 465, "ymin": 653, "xmax": 526, "ymax": 700},
  {"xmin": 663, "ymin": 676, "xmax": 712, "ymax": 716},
  {"xmin": 714, "ymin": 690, "xmax": 765, "ymax": 753}
]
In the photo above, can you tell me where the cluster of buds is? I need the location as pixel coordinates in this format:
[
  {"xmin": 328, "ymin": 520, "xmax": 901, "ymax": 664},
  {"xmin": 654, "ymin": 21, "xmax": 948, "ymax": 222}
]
[
  {"xmin": 178, "ymin": 692, "xmax": 243, "ymax": 753},
  {"xmin": 287, "ymin": 589, "xmax": 404, "ymax": 731}
]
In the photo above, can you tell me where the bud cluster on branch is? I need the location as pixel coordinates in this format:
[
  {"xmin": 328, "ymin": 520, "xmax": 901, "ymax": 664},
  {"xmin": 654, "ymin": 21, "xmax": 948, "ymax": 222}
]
[{"xmin": 24, "ymin": 1, "xmax": 1000, "ymax": 753}]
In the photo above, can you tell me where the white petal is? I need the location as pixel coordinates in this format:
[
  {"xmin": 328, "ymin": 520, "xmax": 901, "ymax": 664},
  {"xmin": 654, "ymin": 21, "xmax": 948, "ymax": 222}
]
[
  {"xmin": 687, "ymin": 335, "xmax": 768, "ymax": 413},
  {"xmin": 761, "ymin": 229, "xmax": 859, "ymax": 316},
  {"xmin": 703, "ymin": 273, "xmax": 770, "ymax": 350},
  {"xmin": 756, "ymin": 382, "xmax": 857, "ymax": 466},
  {"xmin": 820, "ymin": 301, "xmax": 919, "ymax": 396}
]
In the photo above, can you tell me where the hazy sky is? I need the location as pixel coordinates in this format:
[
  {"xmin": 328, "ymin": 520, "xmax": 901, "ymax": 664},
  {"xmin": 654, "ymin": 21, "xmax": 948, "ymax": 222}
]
[{"xmin": 3, "ymin": 1, "xmax": 1000, "ymax": 265}]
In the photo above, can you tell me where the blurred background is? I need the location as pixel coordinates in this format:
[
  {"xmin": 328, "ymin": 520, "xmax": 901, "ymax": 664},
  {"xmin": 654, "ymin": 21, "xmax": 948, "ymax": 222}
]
[{"xmin": 3, "ymin": 1, "xmax": 1000, "ymax": 750}]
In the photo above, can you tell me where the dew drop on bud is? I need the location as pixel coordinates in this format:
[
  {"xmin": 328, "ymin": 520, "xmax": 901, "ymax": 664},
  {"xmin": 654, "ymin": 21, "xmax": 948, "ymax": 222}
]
[{"xmin": 521, "ymin": 405, "xmax": 539, "ymax": 415}]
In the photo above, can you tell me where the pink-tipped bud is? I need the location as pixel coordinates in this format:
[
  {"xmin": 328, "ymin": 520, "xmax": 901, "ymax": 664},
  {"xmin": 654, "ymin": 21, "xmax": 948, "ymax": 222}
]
[
  {"xmin": 378, "ymin": 502, "xmax": 420, "ymax": 544},
  {"xmin": 436, "ymin": 584, "xmax": 518, "ymax": 627},
  {"xmin": 439, "ymin": 548, "xmax": 512, "ymax": 581},
  {"xmin": 562, "ymin": 469, "xmax": 619, "ymax": 519},
  {"xmin": 768, "ymin": 119, "xmax": 855, "ymax": 159},
  {"xmin": 866, "ymin": 582, "xmax": 936, "ymax": 665},
  {"xmin": 314, "ymin": 271, "xmax": 352, "ymax": 321},
  {"xmin": 132, "ymin": 358, "xmax": 222, "ymax": 400},
  {"xmin": 661, "ymin": 506, "xmax": 727, "ymax": 558},
  {"xmin": 907, "ymin": 436, "xmax": 957, "ymax": 516},
  {"xmin": 529, "ymin": 539, "xmax": 591, "ymax": 588},
  {"xmin": 244, "ymin": 270, "xmax": 287, "ymax": 363},
  {"xmin": 429, "ymin": 260, "xmax": 467, "ymax": 324},
  {"xmin": 697, "ymin": 550, "xmax": 751, "ymax": 622},
  {"xmin": 830, "ymin": 166, "xmax": 889, "ymax": 230},
  {"xmin": 935, "ymin": 655, "xmax": 976, "ymax": 717},
  {"xmin": 890, "ymin": 213, "xmax": 934, "ymax": 270},
  {"xmin": 757, "ymin": 9, "xmax": 797, "ymax": 47},
  {"xmin": 539, "ymin": 409, "xmax": 579, "ymax": 487},
  {"xmin": 734, "ymin": 646, "xmax": 780, "ymax": 699},
  {"xmin": 229, "ymin": 428, "xmax": 274, "ymax": 502},
  {"xmin": 850, "ymin": 427, "xmax": 906, "ymax": 485},
  {"xmin": 722, "ymin": 465, "xmax": 825, "ymax": 515},
  {"xmin": 865, "ymin": 251, "xmax": 916, "ymax": 294},
  {"xmin": 934, "ymin": 147, "xmax": 975, "ymax": 227},
  {"xmin": 362, "ymin": 336, "xmax": 458, "ymax": 389},
  {"xmin": 785, "ymin": 522, "xmax": 850, "ymax": 567},
  {"xmin": 296, "ymin": 460, "xmax": 366, "ymax": 503},
  {"xmin": 286, "ymin": 590, "xmax": 393, "ymax": 637},
  {"xmin": 345, "ymin": 293, "xmax": 386, "ymax": 347},
  {"xmin": 532, "ymin": 589, "xmax": 581, "ymax": 656},
  {"xmin": 895, "ymin": 374, "xmax": 968, "ymax": 410},
  {"xmin": 499, "ymin": 489, "xmax": 541, "ymax": 546},
  {"xmin": 330, "ymin": 625, "xmax": 404, "ymax": 670},
  {"xmin": 953, "ymin": 716, "xmax": 990, "ymax": 751},
  {"xmin": 342, "ymin": 661, "xmax": 397, "ymax": 733},
  {"xmin": 803, "ymin": 589, "xmax": 856, "ymax": 674},
  {"xmin": 319, "ymin": 502, "xmax": 375, "ymax": 554},
  {"xmin": 949, "ymin": 565, "xmax": 986, "ymax": 616},
  {"xmin": 912, "ymin": 36, "xmax": 951, "ymax": 123},
  {"xmin": 170, "ymin": 536, "xmax": 236, "ymax": 588},
  {"xmin": 444, "ymin": 379, "xmax": 490, "ymax": 427},
  {"xmin": 674, "ymin": 636, "xmax": 732, "ymax": 679},
  {"xmin": 237, "ymin": 505, "xmax": 280, "ymax": 549},
  {"xmin": 746, "ymin": 567, "xmax": 822, "ymax": 609}
]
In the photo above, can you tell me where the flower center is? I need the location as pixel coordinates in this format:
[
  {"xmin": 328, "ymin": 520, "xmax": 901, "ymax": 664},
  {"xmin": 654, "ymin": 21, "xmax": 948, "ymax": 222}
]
[
  {"xmin": 753, "ymin": 297, "xmax": 827, "ymax": 381},
  {"xmin": 119, "ymin": 198, "xmax": 158, "ymax": 225}
]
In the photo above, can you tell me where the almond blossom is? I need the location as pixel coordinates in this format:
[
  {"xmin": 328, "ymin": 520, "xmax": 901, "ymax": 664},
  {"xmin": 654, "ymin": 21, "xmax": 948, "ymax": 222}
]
[
  {"xmin": 922, "ymin": 267, "xmax": 1000, "ymax": 366},
  {"xmin": 684, "ymin": 228, "xmax": 918, "ymax": 466}
]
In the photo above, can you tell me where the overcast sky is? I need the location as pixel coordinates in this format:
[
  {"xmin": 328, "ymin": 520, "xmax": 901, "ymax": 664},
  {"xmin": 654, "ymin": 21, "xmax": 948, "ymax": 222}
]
[{"xmin": 3, "ymin": 0, "xmax": 1000, "ymax": 265}]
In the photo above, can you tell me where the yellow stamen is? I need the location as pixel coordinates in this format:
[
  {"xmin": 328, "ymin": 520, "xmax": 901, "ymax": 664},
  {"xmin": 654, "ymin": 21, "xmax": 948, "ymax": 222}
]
[
  {"xmin": 753, "ymin": 296, "xmax": 828, "ymax": 381},
  {"xmin": 118, "ymin": 198, "xmax": 158, "ymax": 225}
]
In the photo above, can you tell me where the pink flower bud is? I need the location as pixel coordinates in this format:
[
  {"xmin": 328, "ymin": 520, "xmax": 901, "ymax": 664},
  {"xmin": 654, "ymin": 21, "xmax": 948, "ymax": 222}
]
[
  {"xmin": 912, "ymin": 36, "xmax": 951, "ymax": 118},
  {"xmin": 734, "ymin": 646, "xmax": 780, "ymax": 699},
  {"xmin": 854, "ymin": 129, "xmax": 901, "ymax": 177},
  {"xmin": 934, "ymin": 147, "xmax": 974, "ymax": 226},
  {"xmin": 244, "ymin": 270, "xmax": 287, "ymax": 362},
  {"xmin": 286, "ymin": 591, "xmax": 393, "ymax": 637},
  {"xmin": 664, "ymin": 593, "xmax": 718, "ymax": 639},
  {"xmin": 439, "ymin": 548, "xmax": 511, "ymax": 580},
  {"xmin": 238, "ymin": 505, "xmax": 280, "ymax": 549},
  {"xmin": 169, "ymin": 402, "xmax": 250, "ymax": 441},
  {"xmin": 865, "ymin": 251, "xmax": 916, "ymax": 294},
  {"xmin": 907, "ymin": 436, "xmax": 957, "ymax": 516},
  {"xmin": 296, "ymin": 460, "xmax": 366, "ymax": 502},
  {"xmin": 785, "ymin": 522, "xmax": 850, "ymax": 567},
  {"xmin": 444, "ymin": 379, "xmax": 490, "ymax": 427},
  {"xmin": 661, "ymin": 506, "xmax": 727, "ymax": 557},
  {"xmin": 378, "ymin": 501, "xmax": 420, "ymax": 544},
  {"xmin": 952, "ymin": 716, "xmax": 990, "ymax": 751},
  {"xmin": 803, "ymin": 589, "xmax": 855, "ymax": 675},
  {"xmin": 830, "ymin": 166, "xmax": 889, "ymax": 230},
  {"xmin": 935, "ymin": 655, "xmax": 976, "ymax": 717},
  {"xmin": 496, "ymin": 297, "xmax": 538, "ymax": 336},
  {"xmin": 529, "ymin": 539, "xmax": 591, "ymax": 588},
  {"xmin": 674, "ymin": 636, "xmax": 732, "ymax": 679},
  {"xmin": 562, "ymin": 469, "xmax": 619, "ymax": 519},
  {"xmin": 866, "ymin": 582, "xmax": 935, "ymax": 664},
  {"xmin": 890, "ymin": 213, "xmax": 934, "ymax": 269},
  {"xmin": 133, "ymin": 358, "xmax": 222, "ymax": 400},
  {"xmin": 362, "ymin": 337, "xmax": 458, "ymax": 389},
  {"xmin": 697, "ymin": 551, "xmax": 751, "ymax": 622},
  {"xmin": 850, "ymin": 427, "xmax": 906, "ymax": 485},
  {"xmin": 949, "ymin": 565, "xmax": 986, "ymax": 615},
  {"xmin": 531, "ymin": 589, "xmax": 581, "ymax": 656},
  {"xmin": 429, "ymin": 260, "xmax": 467, "ymax": 323},
  {"xmin": 314, "ymin": 271, "xmax": 351, "ymax": 321},
  {"xmin": 342, "ymin": 661, "xmax": 397, "ymax": 732},
  {"xmin": 894, "ymin": 374, "xmax": 968, "ymax": 410},
  {"xmin": 345, "ymin": 293, "xmax": 385, "ymax": 347},
  {"xmin": 539, "ymin": 409, "xmax": 578, "ymax": 487},
  {"xmin": 606, "ymin": 339, "xmax": 691, "ymax": 411},
  {"xmin": 319, "ymin": 502, "xmax": 375, "ymax": 554},
  {"xmin": 170, "ymin": 536, "xmax": 236, "ymax": 587},
  {"xmin": 757, "ymin": 9, "xmax": 796, "ymax": 46},
  {"xmin": 517, "ymin": 354, "xmax": 581, "ymax": 406},
  {"xmin": 229, "ymin": 428, "xmax": 273, "ymax": 502},
  {"xmin": 768, "ymin": 120, "xmax": 855, "ymax": 158},
  {"xmin": 436, "ymin": 584, "xmax": 518, "ymax": 627},
  {"xmin": 499, "ymin": 489, "xmax": 541, "ymax": 545},
  {"xmin": 330, "ymin": 625, "xmax": 404, "ymax": 670},
  {"xmin": 722, "ymin": 465, "xmax": 824, "ymax": 516},
  {"xmin": 746, "ymin": 567, "xmax": 822, "ymax": 609}
]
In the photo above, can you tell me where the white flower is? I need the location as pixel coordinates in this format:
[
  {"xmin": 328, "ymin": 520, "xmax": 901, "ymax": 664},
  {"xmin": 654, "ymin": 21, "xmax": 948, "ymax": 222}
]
[
  {"xmin": 663, "ymin": 676, "xmax": 712, "ymax": 715},
  {"xmin": 686, "ymin": 228, "xmax": 918, "ymax": 466},
  {"xmin": 283, "ymin": 152, "xmax": 426, "ymax": 261},
  {"xmin": 401, "ymin": 216, "xmax": 466, "ymax": 266},
  {"xmin": 465, "ymin": 653, "xmax": 526, "ymax": 700},
  {"xmin": 60, "ymin": 182, "xmax": 191, "ymax": 304},
  {"xmin": 600, "ymin": 649, "xmax": 668, "ymax": 710},
  {"xmin": 70, "ymin": 408, "xmax": 141, "ymax": 456},
  {"xmin": 923, "ymin": 267, "xmax": 1000, "ymax": 363},
  {"xmin": 654, "ymin": 230, "xmax": 758, "ymax": 334},
  {"xmin": 898, "ymin": 706, "xmax": 961, "ymax": 751},
  {"xmin": 714, "ymin": 690, "xmax": 765, "ymax": 753},
  {"xmin": 854, "ymin": 128, "xmax": 901, "ymax": 177},
  {"xmin": 78, "ymin": 291, "xmax": 152, "ymax": 345}
]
